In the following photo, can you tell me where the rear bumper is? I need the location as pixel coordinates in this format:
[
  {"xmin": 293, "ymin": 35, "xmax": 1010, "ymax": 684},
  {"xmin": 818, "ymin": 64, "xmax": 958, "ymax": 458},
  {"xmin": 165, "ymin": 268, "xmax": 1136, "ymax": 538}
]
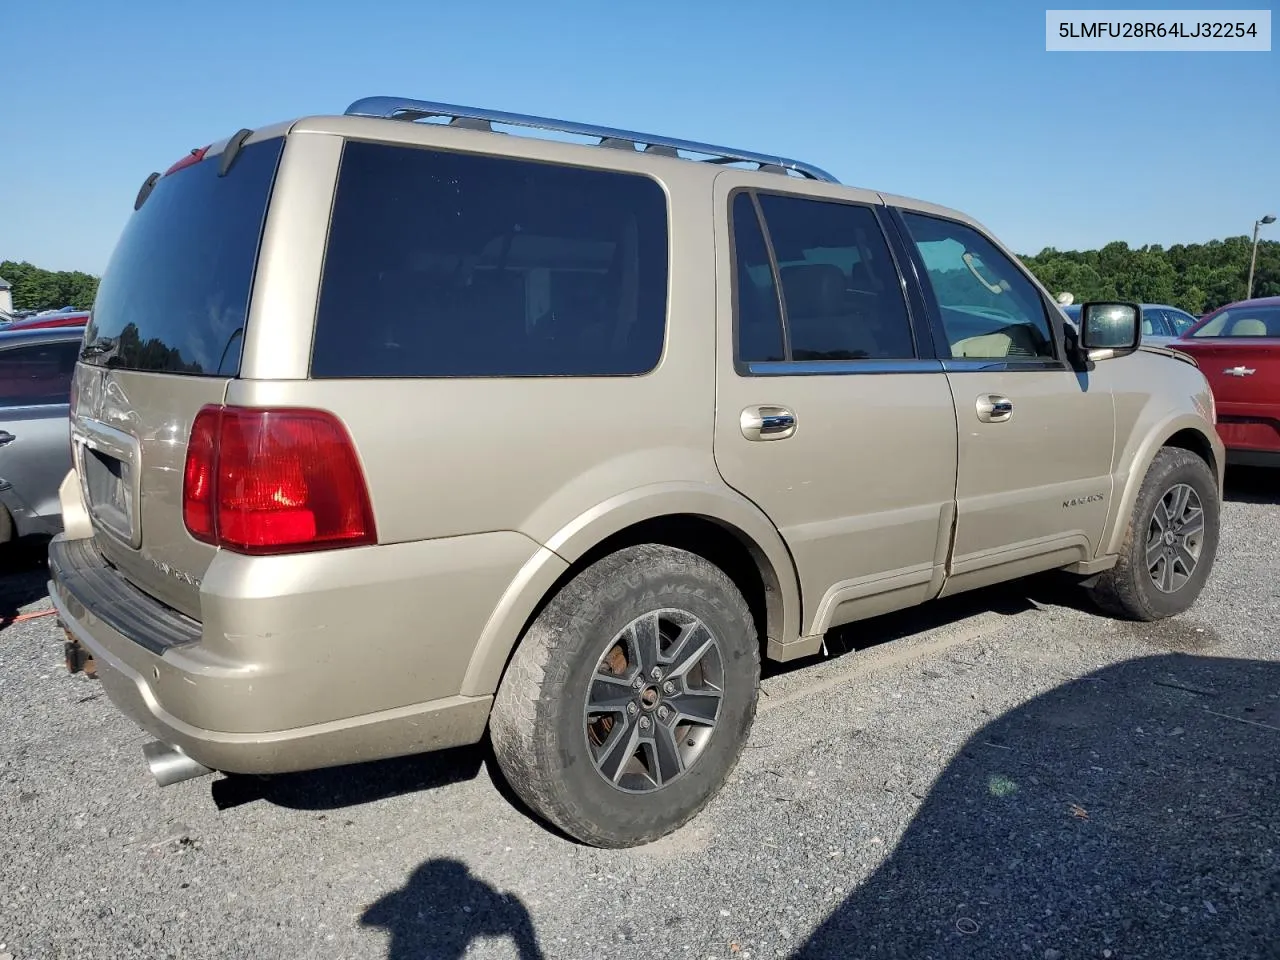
[
  {"xmin": 47, "ymin": 534, "xmax": 511, "ymax": 775},
  {"xmin": 1225, "ymin": 449, "xmax": 1280, "ymax": 468}
]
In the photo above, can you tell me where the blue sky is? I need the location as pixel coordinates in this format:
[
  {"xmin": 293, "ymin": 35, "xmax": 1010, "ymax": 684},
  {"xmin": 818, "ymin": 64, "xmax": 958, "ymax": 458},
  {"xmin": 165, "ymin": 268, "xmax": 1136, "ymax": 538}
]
[{"xmin": 2, "ymin": 0, "xmax": 1276, "ymax": 274}]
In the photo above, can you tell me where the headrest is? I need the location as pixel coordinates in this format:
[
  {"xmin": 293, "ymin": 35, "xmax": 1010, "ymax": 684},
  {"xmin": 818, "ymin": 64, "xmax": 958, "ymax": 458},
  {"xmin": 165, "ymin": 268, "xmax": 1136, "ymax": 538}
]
[
  {"xmin": 1231, "ymin": 318, "xmax": 1268, "ymax": 337},
  {"xmin": 779, "ymin": 264, "xmax": 846, "ymax": 317}
]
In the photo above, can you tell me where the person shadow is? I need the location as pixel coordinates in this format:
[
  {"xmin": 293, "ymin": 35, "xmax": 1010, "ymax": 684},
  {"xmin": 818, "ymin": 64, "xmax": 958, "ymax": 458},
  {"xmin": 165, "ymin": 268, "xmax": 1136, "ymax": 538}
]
[{"xmin": 362, "ymin": 858, "xmax": 545, "ymax": 960}]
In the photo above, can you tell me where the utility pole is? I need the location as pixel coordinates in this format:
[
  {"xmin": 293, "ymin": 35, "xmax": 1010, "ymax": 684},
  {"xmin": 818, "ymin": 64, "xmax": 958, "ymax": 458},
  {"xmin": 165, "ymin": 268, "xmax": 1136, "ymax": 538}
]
[{"xmin": 1247, "ymin": 214, "xmax": 1277, "ymax": 300}]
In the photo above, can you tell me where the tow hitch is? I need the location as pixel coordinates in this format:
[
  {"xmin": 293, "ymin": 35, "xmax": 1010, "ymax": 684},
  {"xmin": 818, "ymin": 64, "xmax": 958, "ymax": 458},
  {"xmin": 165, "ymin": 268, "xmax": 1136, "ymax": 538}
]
[{"xmin": 62, "ymin": 622, "xmax": 97, "ymax": 678}]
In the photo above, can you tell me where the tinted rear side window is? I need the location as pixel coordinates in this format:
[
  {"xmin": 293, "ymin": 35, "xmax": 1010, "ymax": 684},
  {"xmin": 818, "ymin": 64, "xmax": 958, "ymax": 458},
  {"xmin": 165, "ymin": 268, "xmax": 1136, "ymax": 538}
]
[
  {"xmin": 83, "ymin": 138, "xmax": 284, "ymax": 375},
  {"xmin": 0, "ymin": 339, "xmax": 81, "ymax": 406},
  {"xmin": 311, "ymin": 141, "xmax": 669, "ymax": 378}
]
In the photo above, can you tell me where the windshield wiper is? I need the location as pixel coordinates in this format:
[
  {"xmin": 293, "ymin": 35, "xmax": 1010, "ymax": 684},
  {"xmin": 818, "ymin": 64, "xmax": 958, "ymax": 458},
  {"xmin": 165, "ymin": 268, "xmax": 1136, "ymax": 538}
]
[{"xmin": 80, "ymin": 338, "xmax": 118, "ymax": 361}]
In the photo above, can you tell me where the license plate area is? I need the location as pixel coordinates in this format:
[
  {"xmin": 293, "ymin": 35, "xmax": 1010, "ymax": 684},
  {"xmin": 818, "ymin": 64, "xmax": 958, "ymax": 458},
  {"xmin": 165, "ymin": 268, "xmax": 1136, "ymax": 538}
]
[
  {"xmin": 74, "ymin": 418, "xmax": 142, "ymax": 548},
  {"xmin": 84, "ymin": 448, "xmax": 133, "ymax": 541}
]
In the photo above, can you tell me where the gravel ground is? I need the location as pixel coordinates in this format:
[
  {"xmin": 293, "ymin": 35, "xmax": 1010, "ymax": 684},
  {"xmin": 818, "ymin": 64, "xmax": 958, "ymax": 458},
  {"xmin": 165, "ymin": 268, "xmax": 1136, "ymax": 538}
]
[{"xmin": 1, "ymin": 469, "xmax": 1277, "ymax": 960}]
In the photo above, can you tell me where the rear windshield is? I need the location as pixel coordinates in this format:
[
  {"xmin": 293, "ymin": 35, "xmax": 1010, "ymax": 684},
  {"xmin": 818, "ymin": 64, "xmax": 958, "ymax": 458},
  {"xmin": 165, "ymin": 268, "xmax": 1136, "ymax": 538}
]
[{"xmin": 81, "ymin": 137, "xmax": 284, "ymax": 375}]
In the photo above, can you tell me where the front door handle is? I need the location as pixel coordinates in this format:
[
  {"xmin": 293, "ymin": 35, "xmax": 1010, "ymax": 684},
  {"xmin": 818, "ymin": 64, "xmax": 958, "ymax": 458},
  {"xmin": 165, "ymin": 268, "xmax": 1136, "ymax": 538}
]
[
  {"xmin": 741, "ymin": 405, "xmax": 796, "ymax": 441},
  {"xmin": 975, "ymin": 395, "xmax": 1013, "ymax": 423},
  {"xmin": 0, "ymin": 430, "xmax": 15, "ymax": 446}
]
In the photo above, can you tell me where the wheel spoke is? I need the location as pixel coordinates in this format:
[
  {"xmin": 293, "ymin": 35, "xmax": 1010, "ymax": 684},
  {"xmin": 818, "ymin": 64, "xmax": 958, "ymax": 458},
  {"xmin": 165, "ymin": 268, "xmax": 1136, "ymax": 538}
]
[
  {"xmin": 1175, "ymin": 542, "xmax": 1199, "ymax": 576},
  {"xmin": 1151, "ymin": 499, "xmax": 1171, "ymax": 534},
  {"xmin": 1179, "ymin": 511, "xmax": 1204, "ymax": 538},
  {"xmin": 666, "ymin": 622, "xmax": 715, "ymax": 679},
  {"xmin": 1145, "ymin": 536, "xmax": 1166, "ymax": 570},
  {"xmin": 1168, "ymin": 485, "xmax": 1192, "ymax": 524},
  {"xmin": 587, "ymin": 673, "xmax": 634, "ymax": 715},
  {"xmin": 594, "ymin": 715, "xmax": 640, "ymax": 784},
  {"xmin": 630, "ymin": 612, "xmax": 662, "ymax": 673},
  {"xmin": 650, "ymin": 722, "xmax": 686, "ymax": 785},
  {"xmin": 670, "ymin": 689, "xmax": 721, "ymax": 726},
  {"xmin": 1159, "ymin": 554, "xmax": 1177, "ymax": 593}
]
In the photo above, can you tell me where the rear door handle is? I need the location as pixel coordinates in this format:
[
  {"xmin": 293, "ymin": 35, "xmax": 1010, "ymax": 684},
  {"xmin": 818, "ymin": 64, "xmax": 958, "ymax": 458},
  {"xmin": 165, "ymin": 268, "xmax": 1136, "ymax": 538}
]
[
  {"xmin": 741, "ymin": 405, "xmax": 796, "ymax": 441},
  {"xmin": 975, "ymin": 395, "xmax": 1013, "ymax": 423},
  {"xmin": 0, "ymin": 431, "xmax": 15, "ymax": 446}
]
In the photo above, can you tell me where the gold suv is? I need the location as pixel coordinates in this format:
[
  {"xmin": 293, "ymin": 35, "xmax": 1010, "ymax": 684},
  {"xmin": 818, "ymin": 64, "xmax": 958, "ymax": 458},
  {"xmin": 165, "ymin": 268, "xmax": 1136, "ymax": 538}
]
[{"xmin": 50, "ymin": 97, "xmax": 1224, "ymax": 848}]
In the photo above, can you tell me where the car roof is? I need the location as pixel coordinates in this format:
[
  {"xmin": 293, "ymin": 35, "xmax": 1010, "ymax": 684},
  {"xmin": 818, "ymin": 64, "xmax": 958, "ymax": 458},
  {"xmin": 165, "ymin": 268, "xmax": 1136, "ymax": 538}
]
[
  {"xmin": 3, "ymin": 312, "xmax": 89, "ymax": 331},
  {"xmin": 1215, "ymin": 296, "xmax": 1280, "ymax": 310},
  {"xmin": 0, "ymin": 325, "xmax": 86, "ymax": 346},
  {"xmin": 198, "ymin": 104, "xmax": 989, "ymax": 234}
]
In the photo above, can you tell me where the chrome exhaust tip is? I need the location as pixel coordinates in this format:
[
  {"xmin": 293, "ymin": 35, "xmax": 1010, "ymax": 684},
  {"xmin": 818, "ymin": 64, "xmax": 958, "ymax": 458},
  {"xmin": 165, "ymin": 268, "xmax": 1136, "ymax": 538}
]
[{"xmin": 142, "ymin": 740, "xmax": 214, "ymax": 787}]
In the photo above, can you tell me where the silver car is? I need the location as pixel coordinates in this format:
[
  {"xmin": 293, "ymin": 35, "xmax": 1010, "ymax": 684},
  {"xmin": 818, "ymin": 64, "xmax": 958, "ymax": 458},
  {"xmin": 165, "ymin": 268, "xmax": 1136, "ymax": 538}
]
[{"xmin": 0, "ymin": 326, "xmax": 82, "ymax": 544}]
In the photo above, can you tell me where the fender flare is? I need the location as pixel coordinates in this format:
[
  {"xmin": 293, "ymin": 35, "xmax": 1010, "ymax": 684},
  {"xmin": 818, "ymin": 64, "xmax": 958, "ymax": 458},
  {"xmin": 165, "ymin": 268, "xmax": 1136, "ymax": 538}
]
[
  {"xmin": 1102, "ymin": 414, "xmax": 1223, "ymax": 558},
  {"xmin": 459, "ymin": 481, "xmax": 802, "ymax": 697}
]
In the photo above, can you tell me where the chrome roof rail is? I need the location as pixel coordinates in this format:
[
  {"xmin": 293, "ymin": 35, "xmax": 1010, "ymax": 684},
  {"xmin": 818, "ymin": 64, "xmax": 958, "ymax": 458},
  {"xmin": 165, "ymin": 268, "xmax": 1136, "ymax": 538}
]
[{"xmin": 343, "ymin": 96, "xmax": 839, "ymax": 183}]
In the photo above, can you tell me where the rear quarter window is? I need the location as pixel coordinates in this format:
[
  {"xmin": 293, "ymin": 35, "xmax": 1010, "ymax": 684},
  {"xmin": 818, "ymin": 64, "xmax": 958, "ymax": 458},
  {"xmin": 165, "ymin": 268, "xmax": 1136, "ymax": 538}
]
[{"xmin": 310, "ymin": 141, "xmax": 670, "ymax": 378}]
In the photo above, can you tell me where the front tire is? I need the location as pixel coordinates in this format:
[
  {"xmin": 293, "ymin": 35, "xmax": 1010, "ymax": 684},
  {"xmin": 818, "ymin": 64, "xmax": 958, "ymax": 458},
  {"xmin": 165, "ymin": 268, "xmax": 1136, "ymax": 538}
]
[
  {"xmin": 1088, "ymin": 447, "xmax": 1220, "ymax": 621},
  {"xmin": 489, "ymin": 544, "xmax": 760, "ymax": 848}
]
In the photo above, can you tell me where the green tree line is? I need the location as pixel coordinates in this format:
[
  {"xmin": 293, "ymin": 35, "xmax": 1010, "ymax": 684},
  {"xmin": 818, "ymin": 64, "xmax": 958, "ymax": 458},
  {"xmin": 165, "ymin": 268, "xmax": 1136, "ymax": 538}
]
[
  {"xmin": 1, "ymin": 260, "xmax": 100, "ymax": 312},
  {"xmin": 4, "ymin": 234, "xmax": 1278, "ymax": 319},
  {"xmin": 1020, "ymin": 236, "xmax": 1280, "ymax": 316}
]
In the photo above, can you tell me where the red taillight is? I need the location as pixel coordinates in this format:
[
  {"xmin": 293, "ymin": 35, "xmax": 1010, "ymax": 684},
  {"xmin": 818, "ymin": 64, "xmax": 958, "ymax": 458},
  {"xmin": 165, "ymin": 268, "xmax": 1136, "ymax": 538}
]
[
  {"xmin": 183, "ymin": 408, "xmax": 219, "ymax": 544},
  {"xmin": 182, "ymin": 406, "xmax": 376, "ymax": 555}
]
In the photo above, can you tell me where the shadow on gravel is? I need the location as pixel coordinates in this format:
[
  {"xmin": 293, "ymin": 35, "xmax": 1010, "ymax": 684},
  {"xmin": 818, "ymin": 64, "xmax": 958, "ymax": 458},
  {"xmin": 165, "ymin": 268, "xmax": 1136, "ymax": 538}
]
[
  {"xmin": 362, "ymin": 857, "xmax": 545, "ymax": 960},
  {"xmin": 794, "ymin": 653, "xmax": 1280, "ymax": 959},
  {"xmin": 210, "ymin": 746, "xmax": 485, "ymax": 812},
  {"xmin": 0, "ymin": 535, "xmax": 52, "ymax": 630},
  {"xmin": 1224, "ymin": 466, "xmax": 1279, "ymax": 505}
]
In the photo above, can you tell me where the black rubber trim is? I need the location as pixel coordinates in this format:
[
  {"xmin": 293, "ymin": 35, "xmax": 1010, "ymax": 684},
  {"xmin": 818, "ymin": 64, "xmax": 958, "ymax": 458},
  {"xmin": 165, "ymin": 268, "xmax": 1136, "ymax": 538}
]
[
  {"xmin": 218, "ymin": 128, "xmax": 254, "ymax": 177},
  {"xmin": 49, "ymin": 538, "xmax": 201, "ymax": 655},
  {"xmin": 133, "ymin": 171, "xmax": 160, "ymax": 211}
]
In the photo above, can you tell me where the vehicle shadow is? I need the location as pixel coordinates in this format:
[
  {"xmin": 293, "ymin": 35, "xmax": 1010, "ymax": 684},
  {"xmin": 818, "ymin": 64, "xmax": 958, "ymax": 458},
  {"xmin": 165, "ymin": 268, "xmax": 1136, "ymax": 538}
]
[
  {"xmin": 361, "ymin": 857, "xmax": 545, "ymax": 960},
  {"xmin": 792, "ymin": 653, "xmax": 1280, "ymax": 959},
  {"xmin": 210, "ymin": 746, "xmax": 485, "ymax": 812},
  {"xmin": 0, "ymin": 535, "xmax": 52, "ymax": 630},
  {"xmin": 1224, "ymin": 465, "xmax": 1278, "ymax": 505}
]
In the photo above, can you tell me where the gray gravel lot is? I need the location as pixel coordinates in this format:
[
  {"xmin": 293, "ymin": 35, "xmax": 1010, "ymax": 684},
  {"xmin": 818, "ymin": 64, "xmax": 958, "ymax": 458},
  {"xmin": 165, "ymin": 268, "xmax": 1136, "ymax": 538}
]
[{"xmin": 2, "ymin": 469, "xmax": 1278, "ymax": 960}]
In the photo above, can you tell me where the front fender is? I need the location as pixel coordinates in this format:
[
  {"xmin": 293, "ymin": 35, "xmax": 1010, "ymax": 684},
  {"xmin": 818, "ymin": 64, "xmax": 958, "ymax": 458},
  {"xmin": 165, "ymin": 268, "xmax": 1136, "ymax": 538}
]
[
  {"xmin": 458, "ymin": 481, "xmax": 802, "ymax": 697},
  {"xmin": 1102, "ymin": 412, "xmax": 1224, "ymax": 558}
]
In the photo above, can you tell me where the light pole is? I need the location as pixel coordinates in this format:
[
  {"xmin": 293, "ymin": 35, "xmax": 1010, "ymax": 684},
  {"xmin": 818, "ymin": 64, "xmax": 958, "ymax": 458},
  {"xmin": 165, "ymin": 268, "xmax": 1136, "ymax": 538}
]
[{"xmin": 1247, "ymin": 214, "xmax": 1277, "ymax": 300}]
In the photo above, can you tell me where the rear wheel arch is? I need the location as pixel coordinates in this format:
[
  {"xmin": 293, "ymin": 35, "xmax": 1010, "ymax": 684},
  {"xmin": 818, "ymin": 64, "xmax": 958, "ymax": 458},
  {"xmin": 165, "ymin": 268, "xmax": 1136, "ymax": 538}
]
[{"xmin": 460, "ymin": 487, "xmax": 802, "ymax": 698}]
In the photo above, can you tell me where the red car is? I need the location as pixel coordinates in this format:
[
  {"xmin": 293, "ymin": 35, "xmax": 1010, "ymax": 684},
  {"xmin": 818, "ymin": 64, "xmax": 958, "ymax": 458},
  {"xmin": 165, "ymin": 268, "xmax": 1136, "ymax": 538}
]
[
  {"xmin": 4, "ymin": 311, "xmax": 90, "ymax": 332},
  {"xmin": 1170, "ymin": 296, "xmax": 1280, "ymax": 467}
]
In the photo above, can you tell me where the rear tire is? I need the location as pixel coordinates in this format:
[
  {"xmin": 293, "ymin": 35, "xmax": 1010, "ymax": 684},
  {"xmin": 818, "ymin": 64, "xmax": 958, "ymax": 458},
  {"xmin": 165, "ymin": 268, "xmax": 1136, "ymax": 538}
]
[
  {"xmin": 1088, "ymin": 447, "xmax": 1219, "ymax": 621},
  {"xmin": 489, "ymin": 544, "xmax": 760, "ymax": 848}
]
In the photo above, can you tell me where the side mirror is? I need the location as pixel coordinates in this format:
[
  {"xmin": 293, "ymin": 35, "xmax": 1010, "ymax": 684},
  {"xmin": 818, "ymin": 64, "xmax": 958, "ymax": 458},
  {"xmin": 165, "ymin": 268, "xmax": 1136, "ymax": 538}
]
[{"xmin": 1079, "ymin": 301, "xmax": 1141, "ymax": 360}]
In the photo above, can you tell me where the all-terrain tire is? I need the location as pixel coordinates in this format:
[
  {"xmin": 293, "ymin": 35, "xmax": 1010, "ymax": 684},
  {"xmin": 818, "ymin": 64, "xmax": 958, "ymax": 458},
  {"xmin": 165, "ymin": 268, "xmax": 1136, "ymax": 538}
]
[
  {"xmin": 489, "ymin": 543, "xmax": 760, "ymax": 848},
  {"xmin": 1088, "ymin": 447, "xmax": 1219, "ymax": 621}
]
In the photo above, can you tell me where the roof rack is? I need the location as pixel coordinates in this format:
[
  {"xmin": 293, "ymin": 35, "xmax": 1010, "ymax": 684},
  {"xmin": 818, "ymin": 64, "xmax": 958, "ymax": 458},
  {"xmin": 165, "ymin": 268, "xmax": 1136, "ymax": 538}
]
[{"xmin": 343, "ymin": 96, "xmax": 839, "ymax": 183}]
